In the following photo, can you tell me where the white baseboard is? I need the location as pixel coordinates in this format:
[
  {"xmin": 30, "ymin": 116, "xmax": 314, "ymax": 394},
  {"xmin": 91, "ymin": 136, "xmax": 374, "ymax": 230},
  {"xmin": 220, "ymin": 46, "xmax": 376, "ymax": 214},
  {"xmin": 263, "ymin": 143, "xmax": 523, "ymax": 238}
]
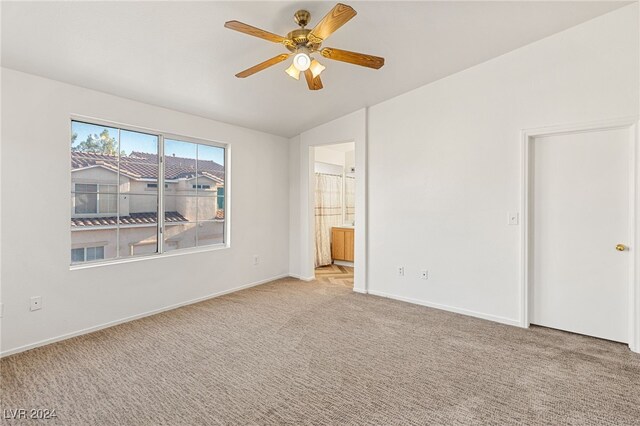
[
  {"xmin": 367, "ymin": 289, "xmax": 520, "ymax": 327},
  {"xmin": 333, "ymin": 260, "xmax": 354, "ymax": 267},
  {"xmin": 0, "ymin": 273, "xmax": 289, "ymax": 358},
  {"xmin": 353, "ymin": 287, "xmax": 367, "ymax": 294}
]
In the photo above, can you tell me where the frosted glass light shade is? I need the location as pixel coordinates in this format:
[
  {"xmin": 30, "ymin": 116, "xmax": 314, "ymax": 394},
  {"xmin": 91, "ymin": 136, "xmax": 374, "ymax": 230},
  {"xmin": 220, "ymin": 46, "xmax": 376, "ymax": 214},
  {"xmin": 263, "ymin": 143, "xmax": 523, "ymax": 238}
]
[
  {"xmin": 285, "ymin": 63, "xmax": 300, "ymax": 80},
  {"xmin": 309, "ymin": 59, "xmax": 326, "ymax": 78},
  {"xmin": 293, "ymin": 52, "xmax": 311, "ymax": 71}
]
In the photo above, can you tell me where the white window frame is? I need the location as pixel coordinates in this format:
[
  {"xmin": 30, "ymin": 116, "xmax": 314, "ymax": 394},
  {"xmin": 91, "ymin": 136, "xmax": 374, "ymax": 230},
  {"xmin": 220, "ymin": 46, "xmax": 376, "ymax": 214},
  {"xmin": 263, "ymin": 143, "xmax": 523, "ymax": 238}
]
[{"xmin": 70, "ymin": 116, "xmax": 231, "ymax": 270}]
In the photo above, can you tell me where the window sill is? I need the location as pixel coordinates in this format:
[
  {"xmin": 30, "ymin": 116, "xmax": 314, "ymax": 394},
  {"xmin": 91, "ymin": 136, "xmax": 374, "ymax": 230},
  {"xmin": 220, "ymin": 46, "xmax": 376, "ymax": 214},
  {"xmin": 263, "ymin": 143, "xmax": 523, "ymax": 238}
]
[{"xmin": 69, "ymin": 243, "xmax": 230, "ymax": 271}]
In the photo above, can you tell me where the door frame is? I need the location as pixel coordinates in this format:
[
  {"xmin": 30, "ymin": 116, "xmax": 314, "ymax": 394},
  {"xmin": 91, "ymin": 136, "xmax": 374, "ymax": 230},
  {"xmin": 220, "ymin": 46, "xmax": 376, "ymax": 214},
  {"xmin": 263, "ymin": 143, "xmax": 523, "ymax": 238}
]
[
  {"xmin": 308, "ymin": 141, "xmax": 360, "ymax": 286},
  {"xmin": 520, "ymin": 116, "xmax": 640, "ymax": 353}
]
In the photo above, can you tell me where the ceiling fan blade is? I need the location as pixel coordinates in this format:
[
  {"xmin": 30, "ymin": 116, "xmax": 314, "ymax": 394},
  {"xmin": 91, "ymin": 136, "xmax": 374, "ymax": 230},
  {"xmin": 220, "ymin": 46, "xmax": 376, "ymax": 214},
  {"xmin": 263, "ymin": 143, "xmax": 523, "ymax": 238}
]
[
  {"xmin": 304, "ymin": 69, "xmax": 323, "ymax": 90},
  {"xmin": 307, "ymin": 3, "xmax": 357, "ymax": 44},
  {"xmin": 235, "ymin": 54, "xmax": 291, "ymax": 78},
  {"xmin": 224, "ymin": 20, "xmax": 293, "ymax": 46},
  {"xmin": 320, "ymin": 47, "xmax": 384, "ymax": 69}
]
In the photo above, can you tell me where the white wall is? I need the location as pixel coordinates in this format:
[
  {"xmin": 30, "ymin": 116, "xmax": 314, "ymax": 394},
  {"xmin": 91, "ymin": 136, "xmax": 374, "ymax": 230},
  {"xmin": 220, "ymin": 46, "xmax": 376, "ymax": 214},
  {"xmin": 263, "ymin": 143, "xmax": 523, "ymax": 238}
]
[
  {"xmin": 1, "ymin": 69, "xmax": 290, "ymax": 355},
  {"xmin": 345, "ymin": 150, "xmax": 355, "ymax": 171},
  {"xmin": 366, "ymin": 4, "xmax": 639, "ymax": 325},
  {"xmin": 314, "ymin": 146, "xmax": 346, "ymax": 167},
  {"xmin": 288, "ymin": 135, "xmax": 301, "ymax": 278},
  {"xmin": 288, "ymin": 109, "xmax": 367, "ymax": 291}
]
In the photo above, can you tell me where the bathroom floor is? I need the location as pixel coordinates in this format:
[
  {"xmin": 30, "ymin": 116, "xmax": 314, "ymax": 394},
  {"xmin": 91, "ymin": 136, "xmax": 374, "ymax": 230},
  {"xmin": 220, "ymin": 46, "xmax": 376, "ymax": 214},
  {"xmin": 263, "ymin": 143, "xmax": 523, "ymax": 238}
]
[{"xmin": 315, "ymin": 265, "xmax": 354, "ymax": 287}]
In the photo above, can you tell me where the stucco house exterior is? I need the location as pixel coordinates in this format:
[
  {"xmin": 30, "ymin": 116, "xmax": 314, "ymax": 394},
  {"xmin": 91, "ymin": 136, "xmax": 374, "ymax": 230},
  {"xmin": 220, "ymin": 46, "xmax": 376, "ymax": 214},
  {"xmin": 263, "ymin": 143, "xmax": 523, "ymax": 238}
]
[{"xmin": 71, "ymin": 151, "xmax": 225, "ymax": 262}]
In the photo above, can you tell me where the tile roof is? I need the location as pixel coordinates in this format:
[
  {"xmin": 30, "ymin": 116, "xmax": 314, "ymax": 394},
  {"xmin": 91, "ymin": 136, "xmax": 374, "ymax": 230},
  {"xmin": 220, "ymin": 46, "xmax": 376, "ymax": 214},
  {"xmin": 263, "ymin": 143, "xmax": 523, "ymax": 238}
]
[
  {"xmin": 71, "ymin": 151, "xmax": 224, "ymax": 182},
  {"xmin": 71, "ymin": 211, "xmax": 188, "ymax": 228},
  {"xmin": 71, "ymin": 210, "xmax": 225, "ymax": 228}
]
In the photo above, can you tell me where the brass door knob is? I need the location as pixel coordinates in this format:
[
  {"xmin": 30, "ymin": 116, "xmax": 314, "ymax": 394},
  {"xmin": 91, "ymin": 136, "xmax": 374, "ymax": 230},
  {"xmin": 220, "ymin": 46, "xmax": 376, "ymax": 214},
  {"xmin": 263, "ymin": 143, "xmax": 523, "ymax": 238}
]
[{"xmin": 616, "ymin": 244, "xmax": 627, "ymax": 252}]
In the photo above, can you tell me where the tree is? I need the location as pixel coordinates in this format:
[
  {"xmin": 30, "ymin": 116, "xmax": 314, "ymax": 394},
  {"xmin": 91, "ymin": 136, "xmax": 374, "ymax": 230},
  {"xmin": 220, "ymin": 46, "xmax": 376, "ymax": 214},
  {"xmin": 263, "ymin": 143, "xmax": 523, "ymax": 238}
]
[{"xmin": 71, "ymin": 129, "xmax": 118, "ymax": 155}]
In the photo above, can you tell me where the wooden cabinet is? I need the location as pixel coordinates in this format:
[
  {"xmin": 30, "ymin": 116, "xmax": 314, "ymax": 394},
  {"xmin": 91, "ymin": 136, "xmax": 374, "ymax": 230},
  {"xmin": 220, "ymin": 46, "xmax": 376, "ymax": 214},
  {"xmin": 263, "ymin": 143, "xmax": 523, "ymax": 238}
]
[{"xmin": 332, "ymin": 227, "xmax": 354, "ymax": 262}]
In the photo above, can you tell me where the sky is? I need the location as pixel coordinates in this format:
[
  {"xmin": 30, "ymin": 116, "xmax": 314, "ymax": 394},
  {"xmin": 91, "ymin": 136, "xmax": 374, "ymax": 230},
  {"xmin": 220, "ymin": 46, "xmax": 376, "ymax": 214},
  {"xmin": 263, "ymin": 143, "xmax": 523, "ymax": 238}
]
[{"xmin": 71, "ymin": 121, "xmax": 225, "ymax": 165}]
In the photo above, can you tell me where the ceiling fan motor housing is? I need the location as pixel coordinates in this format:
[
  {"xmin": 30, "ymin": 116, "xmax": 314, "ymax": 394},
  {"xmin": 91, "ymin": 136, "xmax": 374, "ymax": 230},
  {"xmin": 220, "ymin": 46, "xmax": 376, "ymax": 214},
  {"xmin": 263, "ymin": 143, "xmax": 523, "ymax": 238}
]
[{"xmin": 286, "ymin": 28, "xmax": 321, "ymax": 52}]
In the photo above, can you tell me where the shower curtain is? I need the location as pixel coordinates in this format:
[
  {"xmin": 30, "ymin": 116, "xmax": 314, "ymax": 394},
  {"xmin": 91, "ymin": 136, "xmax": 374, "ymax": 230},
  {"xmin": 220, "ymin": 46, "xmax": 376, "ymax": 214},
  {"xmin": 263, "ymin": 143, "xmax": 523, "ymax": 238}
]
[{"xmin": 315, "ymin": 172, "xmax": 343, "ymax": 267}]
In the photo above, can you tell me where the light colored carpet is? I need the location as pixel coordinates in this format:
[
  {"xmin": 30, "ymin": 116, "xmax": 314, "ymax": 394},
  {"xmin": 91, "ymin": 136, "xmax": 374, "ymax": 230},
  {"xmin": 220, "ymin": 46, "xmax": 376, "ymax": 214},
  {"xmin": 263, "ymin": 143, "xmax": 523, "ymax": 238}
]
[{"xmin": 2, "ymin": 277, "xmax": 639, "ymax": 425}]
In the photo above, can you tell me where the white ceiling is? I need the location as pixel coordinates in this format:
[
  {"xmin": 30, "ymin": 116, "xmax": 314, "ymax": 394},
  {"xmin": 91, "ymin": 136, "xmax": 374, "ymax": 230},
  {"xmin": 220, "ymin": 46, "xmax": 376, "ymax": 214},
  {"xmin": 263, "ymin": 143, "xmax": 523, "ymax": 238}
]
[{"xmin": 1, "ymin": 1, "xmax": 629, "ymax": 137}]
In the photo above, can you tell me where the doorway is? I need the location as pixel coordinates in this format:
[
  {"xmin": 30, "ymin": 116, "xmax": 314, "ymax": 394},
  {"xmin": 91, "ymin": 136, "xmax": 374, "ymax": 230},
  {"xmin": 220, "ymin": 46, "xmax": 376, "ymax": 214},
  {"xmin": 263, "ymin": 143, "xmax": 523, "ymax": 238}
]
[
  {"xmin": 522, "ymin": 118, "xmax": 640, "ymax": 351},
  {"xmin": 312, "ymin": 142, "xmax": 355, "ymax": 288}
]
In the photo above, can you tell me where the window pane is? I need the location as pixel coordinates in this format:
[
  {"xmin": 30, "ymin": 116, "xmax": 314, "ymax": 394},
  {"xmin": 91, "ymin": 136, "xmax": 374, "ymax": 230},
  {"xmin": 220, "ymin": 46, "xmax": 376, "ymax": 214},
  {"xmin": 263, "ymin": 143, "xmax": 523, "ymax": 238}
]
[
  {"xmin": 217, "ymin": 187, "xmax": 225, "ymax": 210},
  {"xmin": 70, "ymin": 230, "xmax": 117, "ymax": 262},
  {"xmin": 76, "ymin": 183, "xmax": 97, "ymax": 193},
  {"xmin": 121, "ymin": 193, "xmax": 159, "ymax": 220},
  {"xmin": 101, "ymin": 184, "xmax": 117, "ymax": 192},
  {"xmin": 164, "ymin": 139, "xmax": 197, "ymax": 184},
  {"xmin": 197, "ymin": 196, "xmax": 217, "ymax": 220},
  {"xmin": 165, "ymin": 196, "xmax": 197, "ymax": 222},
  {"xmin": 88, "ymin": 246, "xmax": 105, "ymax": 261},
  {"xmin": 119, "ymin": 225, "xmax": 158, "ymax": 258},
  {"xmin": 120, "ymin": 130, "xmax": 158, "ymax": 158},
  {"xmin": 71, "ymin": 120, "xmax": 120, "ymax": 263},
  {"xmin": 196, "ymin": 221, "xmax": 224, "ymax": 246},
  {"xmin": 118, "ymin": 194, "xmax": 159, "ymax": 258},
  {"xmin": 196, "ymin": 144, "xmax": 225, "ymax": 195},
  {"xmin": 71, "ymin": 248, "xmax": 85, "ymax": 263},
  {"xmin": 74, "ymin": 184, "xmax": 98, "ymax": 214},
  {"xmin": 94, "ymin": 246, "xmax": 105, "ymax": 260},
  {"xmin": 98, "ymin": 192, "xmax": 117, "ymax": 214},
  {"xmin": 75, "ymin": 193, "xmax": 98, "ymax": 214},
  {"xmin": 120, "ymin": 130, "xmax": 159, "ymax": 193},
  {"xmin": 71, "ymin": 122, "xmax": 119, "ymax": 155},
  {"xmin": 164, "ymin": 222, "xmax": 196, "ymax": 252}
]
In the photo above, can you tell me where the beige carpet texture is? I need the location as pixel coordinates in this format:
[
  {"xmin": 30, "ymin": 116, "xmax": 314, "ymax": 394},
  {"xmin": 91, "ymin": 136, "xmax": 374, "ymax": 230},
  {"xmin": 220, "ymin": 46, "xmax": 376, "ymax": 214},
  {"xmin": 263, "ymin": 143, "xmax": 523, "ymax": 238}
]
[{"xmin": 2, "ymin": 277, "xmax": 640, "ymax": 425}]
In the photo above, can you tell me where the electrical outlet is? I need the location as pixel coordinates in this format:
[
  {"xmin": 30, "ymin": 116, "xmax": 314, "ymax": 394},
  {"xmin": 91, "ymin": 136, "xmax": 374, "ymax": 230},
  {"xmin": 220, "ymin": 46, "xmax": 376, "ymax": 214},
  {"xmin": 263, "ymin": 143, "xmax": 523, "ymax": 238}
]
[
  {"xmin": 30, "ymin": 296, "xmax": 42, "ymax": 312},
  {"xmin": 420, "ymin": 270, "xmax": 428, "ymax": 280},
  {"xmin": 253, "ymin": 255, "xmax": 259, "ymax": 266},
  {"xmin": 398, "ymin": 266, "xmax": 405, "ymax": 276}
]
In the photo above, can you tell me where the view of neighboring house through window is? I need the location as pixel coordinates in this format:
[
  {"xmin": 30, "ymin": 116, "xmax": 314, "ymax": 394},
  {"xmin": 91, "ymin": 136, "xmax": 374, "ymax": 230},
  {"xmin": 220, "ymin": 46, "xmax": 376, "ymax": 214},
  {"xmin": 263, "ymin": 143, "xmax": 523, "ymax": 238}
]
[
  {"xmin": 163, "ymin": 139, "xmax": 226, "ymax": 252},
  {"xmin": 71, "ymin": 246, "xmax": 105, "ymax": 263},
  {"xmin": 70, "ymin": 120, "xmax": 226, "ymax": 265}
]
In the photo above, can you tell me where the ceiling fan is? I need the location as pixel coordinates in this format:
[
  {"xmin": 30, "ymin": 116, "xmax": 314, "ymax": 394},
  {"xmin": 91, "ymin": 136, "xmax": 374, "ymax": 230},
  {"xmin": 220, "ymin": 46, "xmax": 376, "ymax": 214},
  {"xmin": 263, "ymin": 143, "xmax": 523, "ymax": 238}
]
[{"xmin": 224, "ymin": 3, "xmax": 385, "ymax": 91}]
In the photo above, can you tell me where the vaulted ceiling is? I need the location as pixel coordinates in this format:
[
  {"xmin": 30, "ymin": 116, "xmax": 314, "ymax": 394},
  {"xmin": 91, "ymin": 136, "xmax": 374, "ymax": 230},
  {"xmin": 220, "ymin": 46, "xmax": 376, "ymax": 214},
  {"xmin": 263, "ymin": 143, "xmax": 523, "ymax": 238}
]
[{"xmin": 1, "ymin": 1, "xmax": 629, "ymax": 137}]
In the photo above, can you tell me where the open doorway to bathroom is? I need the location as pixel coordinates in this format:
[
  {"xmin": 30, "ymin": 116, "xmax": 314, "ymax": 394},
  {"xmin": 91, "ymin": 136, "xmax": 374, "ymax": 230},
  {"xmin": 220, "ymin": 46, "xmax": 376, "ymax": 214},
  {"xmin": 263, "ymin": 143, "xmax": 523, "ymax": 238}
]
[{"xmin": 313, "ymin": 142, "xmax": 355, "ymax": 287}]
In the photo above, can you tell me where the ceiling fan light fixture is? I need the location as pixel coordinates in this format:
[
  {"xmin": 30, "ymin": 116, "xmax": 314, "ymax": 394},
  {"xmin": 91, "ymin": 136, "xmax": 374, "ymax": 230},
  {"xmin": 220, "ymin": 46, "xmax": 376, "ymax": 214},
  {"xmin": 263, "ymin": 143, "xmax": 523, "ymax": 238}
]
[
  {"xmin": 285, "ymin": 63, "xmax": 301, "ymax": 80},
  {"xmin": 293, "ymin": 50, "xmax": 311, "ymax": 71},
  {"xmin": 309, "ymin": 59, "xmax": 326, "ymax": 78},
  {"xmin": 225, "ymin": 3, "xmax": 384, "ymax": 90}
]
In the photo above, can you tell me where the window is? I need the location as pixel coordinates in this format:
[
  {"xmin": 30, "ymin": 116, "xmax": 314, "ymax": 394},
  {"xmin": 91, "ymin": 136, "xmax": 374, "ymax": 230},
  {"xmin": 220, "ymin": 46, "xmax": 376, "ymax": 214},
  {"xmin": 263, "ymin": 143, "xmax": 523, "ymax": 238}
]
[
  {"xmin": 74, "ymin": 183, "xmax": 117, "ymax": 214},
  {"xmin": 71, "ymin": 246, "xmax": 105, "ymax": 263},
  {"xmin": 70, "ymin": 120, "xmax": 227, "ymax": 266},
  {"xmin": 163, "ymin": 139, "xmax": 226, "ymax": 252}
]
